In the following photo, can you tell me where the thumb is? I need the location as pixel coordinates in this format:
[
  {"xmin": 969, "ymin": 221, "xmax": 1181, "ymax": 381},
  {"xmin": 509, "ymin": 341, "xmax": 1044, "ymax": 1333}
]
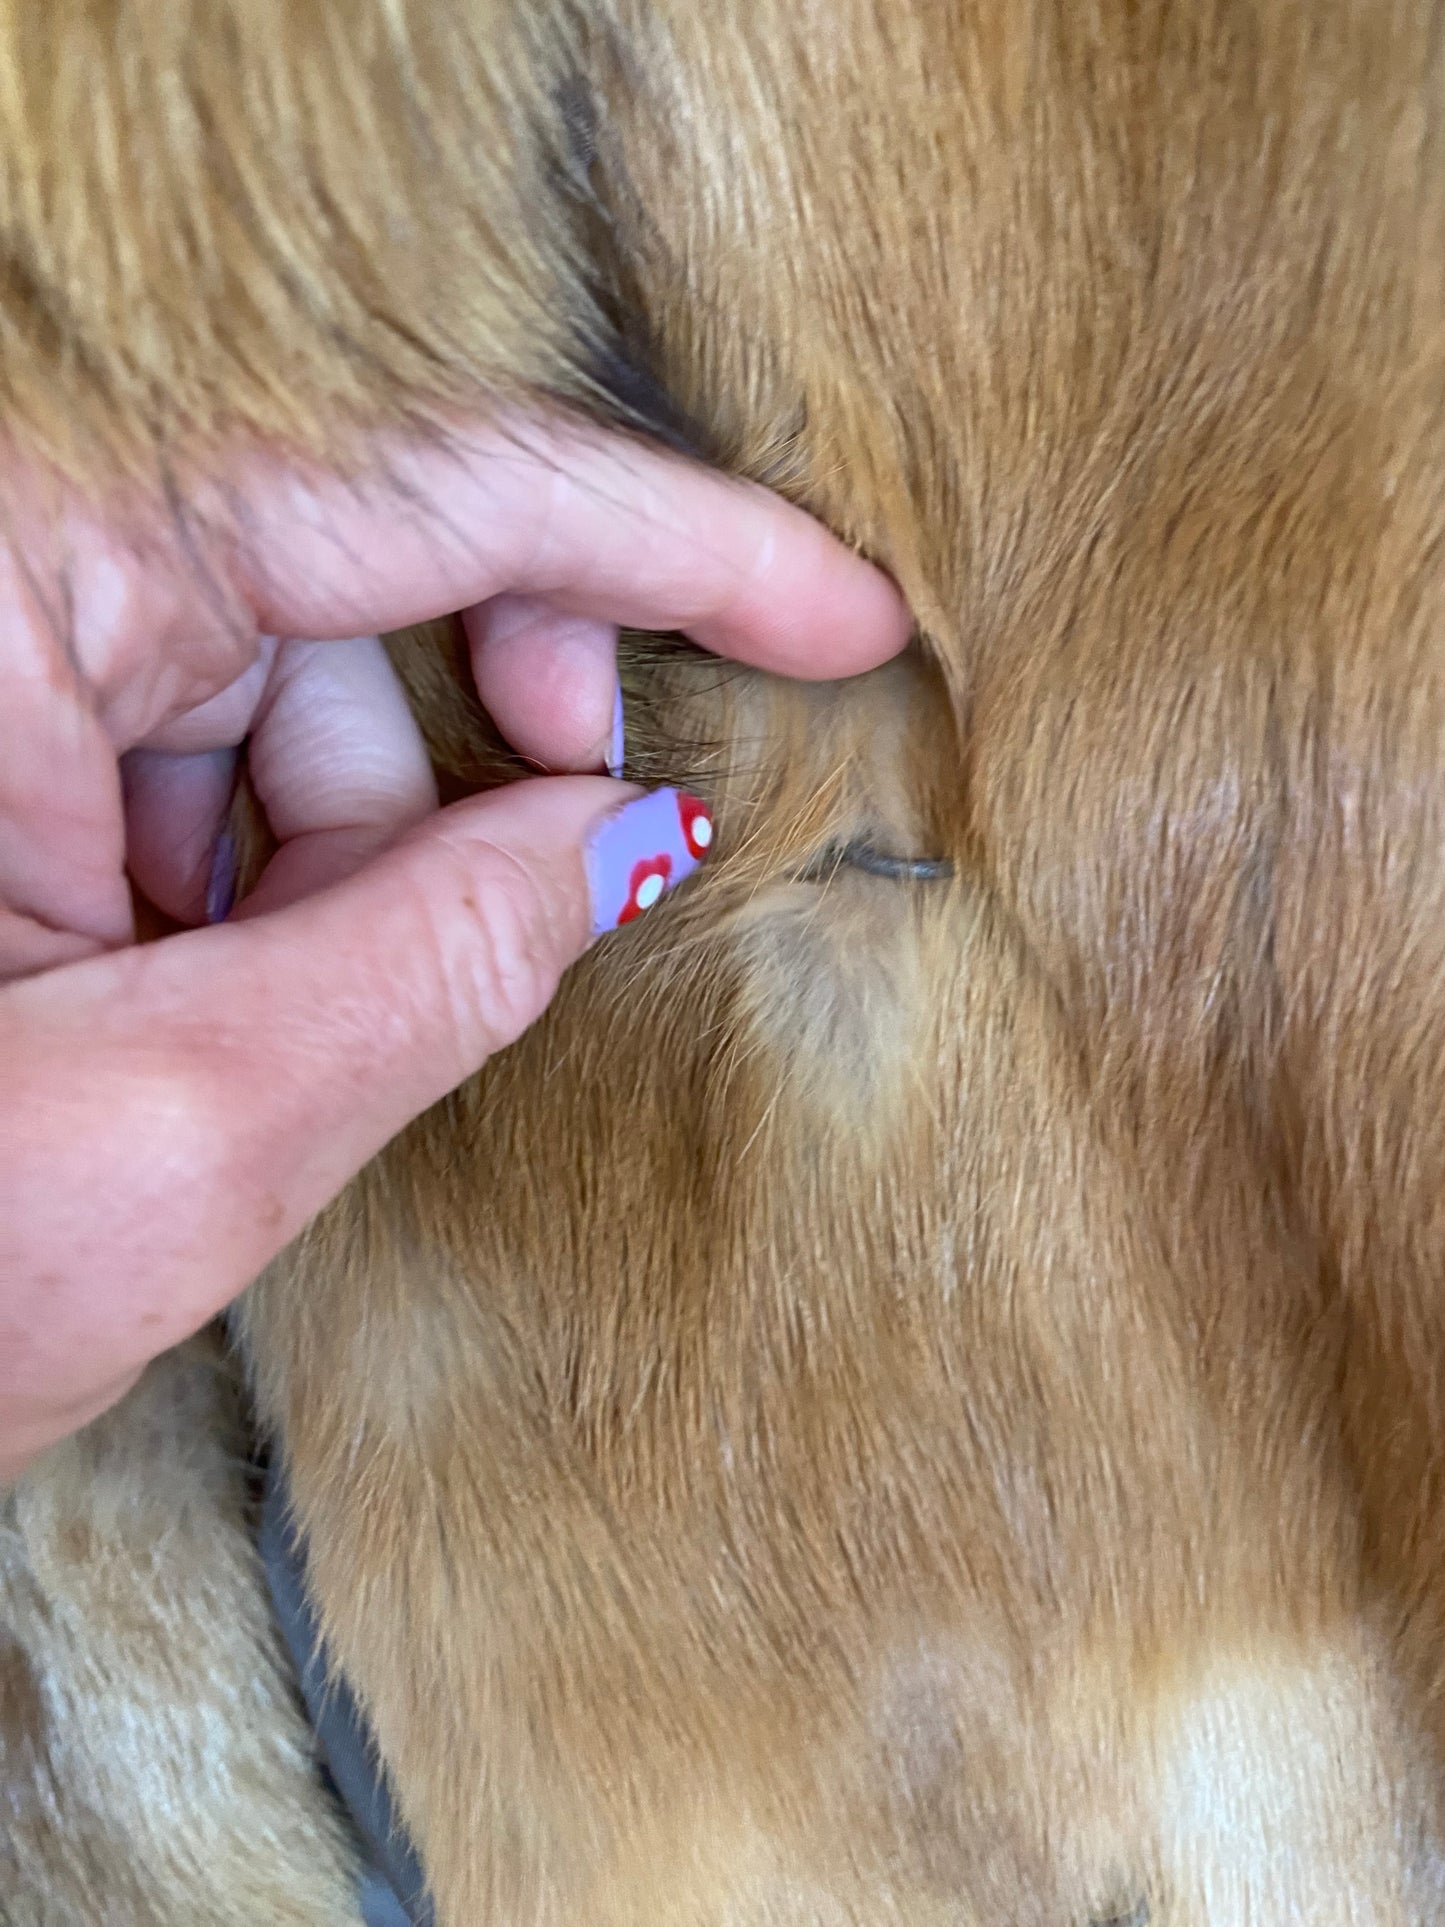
[{"xmin": 0, "ymin": 778, "xmax": 709, "ymax": 1473}]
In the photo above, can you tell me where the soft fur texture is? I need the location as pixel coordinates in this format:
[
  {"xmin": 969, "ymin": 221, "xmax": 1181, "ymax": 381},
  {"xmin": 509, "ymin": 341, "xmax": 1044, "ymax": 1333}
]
[
  {"xmin": 0, "ymin": 1339, "xmax": 359, "ymax": 1923},
  {"xmin": 5, "ymin": 1, "xmax": 1445, "ymax": 1921}
]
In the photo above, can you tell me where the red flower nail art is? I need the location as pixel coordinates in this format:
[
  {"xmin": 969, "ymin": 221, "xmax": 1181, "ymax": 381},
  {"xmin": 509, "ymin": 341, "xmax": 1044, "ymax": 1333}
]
[
  {"xmin": 585, "ymin": 788, "xmax": 709, "ymax": 938},
  {"xmin": 677, "ymin": 792, "xmax": 714, "ymax": 860},
  {"xmin": 618, "ymin": 852, "xmax": 674, "ymax": 924}
]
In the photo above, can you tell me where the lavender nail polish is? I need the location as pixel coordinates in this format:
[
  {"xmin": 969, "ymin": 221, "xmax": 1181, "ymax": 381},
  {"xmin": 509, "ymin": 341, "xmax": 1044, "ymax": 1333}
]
[
  {"xmin": 606, "ymin": 686, "xmax": 626, "ymax": 780},
  {"xmin": 206, "ymin": 829, "xmax": 237, "ymax": 925},
  {"xmin": 585, "ymin": 787, "xmax": 713, "ymax": 938}
]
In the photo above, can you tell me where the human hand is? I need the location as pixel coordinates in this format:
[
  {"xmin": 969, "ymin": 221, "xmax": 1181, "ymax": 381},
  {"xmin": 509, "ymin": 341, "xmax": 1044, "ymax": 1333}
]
[{"xmin": 0, "ymin": 414, "xmax": 909, "ymax": 1484}]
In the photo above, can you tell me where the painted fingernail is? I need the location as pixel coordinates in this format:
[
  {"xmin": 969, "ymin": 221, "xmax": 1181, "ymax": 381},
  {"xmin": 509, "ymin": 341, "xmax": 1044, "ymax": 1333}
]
[
  {"xmin": 606, "ymin": 685, "xmax": 625, "ymax": 779},
  {"xmin": 585, "ymin": 787, "xmax": 713, "ymax": 938},
  {"xmin": 206, "ymin": 829, "xmax": 237, "ymax": 925}
]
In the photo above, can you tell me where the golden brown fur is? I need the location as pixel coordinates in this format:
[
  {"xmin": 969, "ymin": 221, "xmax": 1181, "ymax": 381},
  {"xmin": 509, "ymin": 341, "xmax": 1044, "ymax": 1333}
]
[{"xmin": 5, "ymin": 0, "xmax": 1445, "ymax": 1921}]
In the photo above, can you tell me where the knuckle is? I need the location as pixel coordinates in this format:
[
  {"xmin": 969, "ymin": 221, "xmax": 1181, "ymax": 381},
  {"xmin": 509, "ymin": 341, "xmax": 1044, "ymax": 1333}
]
[{"xmin": 427, "ymin": 835, "xmax": 569, "ymax": 1063}]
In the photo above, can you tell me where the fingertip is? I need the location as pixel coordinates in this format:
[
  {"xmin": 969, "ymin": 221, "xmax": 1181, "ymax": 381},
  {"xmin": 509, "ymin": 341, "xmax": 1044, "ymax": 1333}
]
[
  {"xmin": 531, "ymin": 433, "xmax": 914, "ymax": 681},
  {"xmin": 236, "ymin": 635, "xmax": 439, "ymax": 916},
  {"xmin": 121, "ymin": 747, "xmax": 239, "ymax": 925},
  {"xmin": 691, "ymin": 500, "xmax": 915, "ymax": 680},
  {"xmin": 466, "ymin": 595, "xmax": 620, "ymax": 772}
]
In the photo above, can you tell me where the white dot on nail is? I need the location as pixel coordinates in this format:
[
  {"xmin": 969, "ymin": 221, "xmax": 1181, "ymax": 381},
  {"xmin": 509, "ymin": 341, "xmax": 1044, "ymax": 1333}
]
[
  {"xmin": 636, "ymin": 873, "xmax": 665, "ymax": 910},
  {"xmin": 692, "ymin": 816, "xmax": 713, "ymax": 848}
]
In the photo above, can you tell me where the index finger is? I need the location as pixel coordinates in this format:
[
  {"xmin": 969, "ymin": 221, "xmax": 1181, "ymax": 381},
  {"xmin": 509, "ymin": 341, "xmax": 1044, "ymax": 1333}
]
[{"xmin": 224, "ymin": 414, "xmax": 912, "ymax": 680}]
